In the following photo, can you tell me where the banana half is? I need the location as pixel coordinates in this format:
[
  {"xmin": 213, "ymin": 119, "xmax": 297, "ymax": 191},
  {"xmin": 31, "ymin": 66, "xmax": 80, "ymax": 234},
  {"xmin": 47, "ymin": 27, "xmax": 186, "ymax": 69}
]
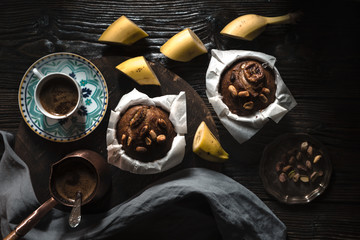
[
  {"xmin": 193, "ymin": 121, "xmax": 229, "ymax": 163},
  {"xmin": 116, "ymin": 56, "xmax": 160, "ymax": 86},
  {"xmin": 99, "ymin": 15, "xmax": 148, "ymax": 45},
  {"xmin": 160, "ymin": 28, "xmax": 207, "ymax": 62},
  {"xmin": 221, "ymin": 13, "xmax": 294, "ymax": 41}
]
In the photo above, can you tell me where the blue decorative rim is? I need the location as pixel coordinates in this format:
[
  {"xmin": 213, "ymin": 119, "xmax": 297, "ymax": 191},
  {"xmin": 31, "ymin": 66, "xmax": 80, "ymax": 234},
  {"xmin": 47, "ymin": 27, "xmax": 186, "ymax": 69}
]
[{"xmin": 18, "ymin": 52, "xmax": 108, "ymax": 142}]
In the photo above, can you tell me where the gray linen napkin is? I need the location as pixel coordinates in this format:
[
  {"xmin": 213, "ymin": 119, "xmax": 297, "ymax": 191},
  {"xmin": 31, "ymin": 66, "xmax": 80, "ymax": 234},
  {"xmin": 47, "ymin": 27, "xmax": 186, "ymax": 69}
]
[{"xmin": 0, "ymin": 130, "xmax": 286, "ymax": 240}]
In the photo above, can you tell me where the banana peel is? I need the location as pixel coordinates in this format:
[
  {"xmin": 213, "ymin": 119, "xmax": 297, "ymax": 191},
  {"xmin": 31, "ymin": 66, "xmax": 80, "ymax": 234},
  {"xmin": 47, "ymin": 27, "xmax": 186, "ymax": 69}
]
[
  {"xmin": 160, "ymin": 28, "xmax": 207, "ymax": 62},
  {"xmin": 99, "ymin": 15, "xmax": 148, "ymax": 45},
  {"xmin": 221, "ymin": 12, "xmax": 300, "ymax": 41},
  {"xmin": 116, "ymin": 56, "xmax": 160, "ymax": 86},
  {"xmin": 193, "ymin": 121, "xmax": 229, "ymax": 163}
]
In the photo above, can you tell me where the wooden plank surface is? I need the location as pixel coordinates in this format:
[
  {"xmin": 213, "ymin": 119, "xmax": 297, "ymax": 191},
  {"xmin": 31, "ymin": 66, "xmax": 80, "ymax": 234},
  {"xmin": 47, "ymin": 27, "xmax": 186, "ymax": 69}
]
[{"xmin": 1, "ymin": 0, "xmax": 360, "ymax": 239}]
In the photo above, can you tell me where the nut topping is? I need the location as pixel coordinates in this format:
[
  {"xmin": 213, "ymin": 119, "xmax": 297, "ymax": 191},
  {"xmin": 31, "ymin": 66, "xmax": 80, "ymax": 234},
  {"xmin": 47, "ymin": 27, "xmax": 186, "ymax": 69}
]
[
  {"xmin": 261, "ymin": 87, "xmax": 270, "ymax": 95},
  {"xmin": 121, "ymin": 134, "xmax": 127, "ymax": 145},
  {"xmin": 156, "ymin": 134, "xmax": 166, "ymax": 143},
  {"xmin": 127, "ymin": 136, "xmax": 132, "ymax": 146},
  {"xmin": 228, "ymin": 85, "xmax": 238, "ymax": 97},
  {"xmin": 136, "ymin": 146, "xmax": 147, "ymax": 152},
  {"xmin": 130, "ymin": 108, "xmax": 147, "ymax": 128},
  {"xmin": 238, "ymin": 90, "xmax": 249, "ymax": 97},
  {"xmin": 157, "ymin": 118, "xmax": 167, "ymax": 129},
  {"xmin": 145, "ymin": 137, "xmax": 152, "ymax": 145},
  {"xmin": 140, "ymin": 125, "xmax": 149, "ymax": 136},
  {"xmin": 243, "ymin": 101, "xmax": 254, "ymax": 110},
  {"xmin": 149, "ymin": 129, "xmax": 157, "ymax": 140},
  {"xmin": 259, "ymin": 94, "xmax": 268, "ymax": 103}
]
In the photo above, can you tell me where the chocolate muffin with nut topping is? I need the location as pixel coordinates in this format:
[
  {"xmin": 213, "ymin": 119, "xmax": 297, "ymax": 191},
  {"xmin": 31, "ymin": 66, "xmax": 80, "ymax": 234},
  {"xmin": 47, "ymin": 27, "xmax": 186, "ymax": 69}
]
[
  {"xmin": 116, "ymin": 105, "xmax": 176, "ymax": 162},
  {"xmin": 219, "ymin": 59, "xmax": 276, "ymax": 116}
]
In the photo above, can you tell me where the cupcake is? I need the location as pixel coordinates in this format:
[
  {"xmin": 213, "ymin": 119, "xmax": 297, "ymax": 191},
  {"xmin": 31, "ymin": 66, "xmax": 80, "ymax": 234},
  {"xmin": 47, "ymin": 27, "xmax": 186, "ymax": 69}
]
[
  {"xmin": 206, "ymin": 50, "xmax": 297, "ymax": 144},
  {"xmin": 219, "ymin": 59, "xmax": 276, "ymax": 116},
  {"xmin": 107, "ymin": 89, "xmax": 187, "ymax": 174},
  {"xmin": 116, "ymin": 105, "xmax": 176, "ymax": 162}
]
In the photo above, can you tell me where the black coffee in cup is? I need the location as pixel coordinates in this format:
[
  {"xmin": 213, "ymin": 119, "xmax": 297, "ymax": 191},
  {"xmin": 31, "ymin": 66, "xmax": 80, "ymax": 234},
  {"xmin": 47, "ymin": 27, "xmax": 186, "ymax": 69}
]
[{"xmin": 39, "ymin": 76, "xmax": 79, "ymax": 116}]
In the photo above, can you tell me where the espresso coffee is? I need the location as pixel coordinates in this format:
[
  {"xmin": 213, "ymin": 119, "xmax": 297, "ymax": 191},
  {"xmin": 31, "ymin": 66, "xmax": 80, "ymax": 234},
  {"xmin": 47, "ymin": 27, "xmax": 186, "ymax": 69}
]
[
  {"xmin": 39, "ymin": 76, "xmax": 78, "ymax": 116},
  {"xmin": 53, "ymin": 158, "xmax": 97, "ymax": 202}
]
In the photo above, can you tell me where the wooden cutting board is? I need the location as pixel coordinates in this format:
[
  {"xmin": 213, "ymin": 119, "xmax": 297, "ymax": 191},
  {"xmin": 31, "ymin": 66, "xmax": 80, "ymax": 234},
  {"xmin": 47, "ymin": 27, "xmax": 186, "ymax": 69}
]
[{"xmin": 14, "ymin": 56, "xmax": 221, "ymax": 212}]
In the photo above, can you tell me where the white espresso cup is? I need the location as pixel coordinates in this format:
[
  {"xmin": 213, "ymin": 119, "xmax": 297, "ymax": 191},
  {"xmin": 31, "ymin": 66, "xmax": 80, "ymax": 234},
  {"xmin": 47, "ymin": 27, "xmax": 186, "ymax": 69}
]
[{"xmin": 33, "ymin": 68, "xmax": 82, "ymax": 119}]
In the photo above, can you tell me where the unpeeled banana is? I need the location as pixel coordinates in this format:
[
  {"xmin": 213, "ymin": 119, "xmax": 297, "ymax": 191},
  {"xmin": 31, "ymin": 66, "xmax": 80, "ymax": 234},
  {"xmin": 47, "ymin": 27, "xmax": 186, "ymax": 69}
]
[
  {"xmin": 99, "ymin": 15, "xmax": 148, "ymax": 45},
  {"xmin": 116, "ymin": 56, "xmax": 160, "ymax": 86},
  {"xmin": 221, "ymin": 12, "xmax": 299, "ymax": 41},
  {"xmin": 160, "ymin": 28, "xmax": 207, "ymax": 62},
  {"xmin": 193, "ymin": 121, "xmax": 229, "ymax": 163}
]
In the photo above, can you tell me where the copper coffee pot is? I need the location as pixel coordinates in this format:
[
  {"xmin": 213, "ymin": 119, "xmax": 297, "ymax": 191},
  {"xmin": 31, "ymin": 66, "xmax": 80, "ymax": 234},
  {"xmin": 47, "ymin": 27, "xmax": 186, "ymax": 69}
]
[{"xmin": 3, "ymin": 149, "xmax": 111, "ymax": 240}]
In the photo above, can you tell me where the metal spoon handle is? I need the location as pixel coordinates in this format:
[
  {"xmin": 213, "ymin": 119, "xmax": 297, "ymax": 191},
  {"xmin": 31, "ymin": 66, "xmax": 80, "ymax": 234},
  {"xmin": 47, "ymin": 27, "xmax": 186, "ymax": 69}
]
[{"xmin": 69, "ymin": 191, "xmax": 82, "ymax": 228}]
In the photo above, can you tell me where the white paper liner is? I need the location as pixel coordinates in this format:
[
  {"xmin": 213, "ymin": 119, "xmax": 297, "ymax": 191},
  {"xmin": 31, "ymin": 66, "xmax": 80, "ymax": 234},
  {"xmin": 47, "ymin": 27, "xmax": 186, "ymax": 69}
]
[
  {"xmin": 206, "ymin": 49, "xmax": 297, "ymax": 144},
  {"xmin": 106, "ymin": 89, "xmax": 187, "ymax": 174}
]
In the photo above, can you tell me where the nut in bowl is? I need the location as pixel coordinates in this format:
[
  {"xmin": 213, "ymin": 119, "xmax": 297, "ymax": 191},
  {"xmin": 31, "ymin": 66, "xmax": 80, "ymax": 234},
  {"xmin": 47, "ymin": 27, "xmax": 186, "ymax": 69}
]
[{"xmin": 260, "ymin": 133, "xmax": 332, "ymax": 204}]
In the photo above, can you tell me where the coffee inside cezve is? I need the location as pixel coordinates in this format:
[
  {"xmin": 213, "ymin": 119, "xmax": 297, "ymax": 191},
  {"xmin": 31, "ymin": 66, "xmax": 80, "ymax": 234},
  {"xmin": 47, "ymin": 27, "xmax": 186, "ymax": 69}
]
[
  {"xmin": 53, "ymin": 158, "xmax": 97, "ymax": 202},
  {"xmin": 39, "ymin": 77, "xmax": 78, "ymax": 115}
]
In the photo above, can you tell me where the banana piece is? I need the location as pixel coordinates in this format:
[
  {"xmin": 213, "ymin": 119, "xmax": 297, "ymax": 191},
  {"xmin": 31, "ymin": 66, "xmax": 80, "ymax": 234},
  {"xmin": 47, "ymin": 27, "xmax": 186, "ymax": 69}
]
[
  {"xmin": 193, "ymin": 121, "xmax": 229, "ymax": 163},
  {"xmin": 221, "ymin": 12, "xmax": 298, "ymax": 41},
  {"xmin": 116, "ymin": 56, "xmax": 160, "ymax": 86},
  {"xmin": 99, "ymin": 15, "xmax": 148, "ymax": 45},
  {"xmin": 160, "ymin": 28, "xmax": 207, "ymax": 62}
]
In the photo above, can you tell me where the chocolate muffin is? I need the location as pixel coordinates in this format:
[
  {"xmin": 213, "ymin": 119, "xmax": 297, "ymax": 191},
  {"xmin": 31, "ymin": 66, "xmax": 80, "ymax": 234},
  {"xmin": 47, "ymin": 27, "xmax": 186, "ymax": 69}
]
[
  {"xmin": 219, "ymin": 59, "xmax": 276, "ymax": 116},
  {"xmin": 116, "ymin": 105, "xmax": 176, "ymax": 162}
]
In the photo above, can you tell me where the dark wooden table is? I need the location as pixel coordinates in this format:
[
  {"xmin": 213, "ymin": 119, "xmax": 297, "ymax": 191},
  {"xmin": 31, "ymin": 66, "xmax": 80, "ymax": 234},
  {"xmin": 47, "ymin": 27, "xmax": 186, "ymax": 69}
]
[{"xmin": 1, "ymin": 0, "xmax": 360, "ymax": 239}]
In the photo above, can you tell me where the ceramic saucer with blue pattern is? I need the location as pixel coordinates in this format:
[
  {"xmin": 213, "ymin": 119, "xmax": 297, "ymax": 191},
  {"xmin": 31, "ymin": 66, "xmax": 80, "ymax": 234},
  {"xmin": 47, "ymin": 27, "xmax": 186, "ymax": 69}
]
[{"xmin": 18, "ymin": 52, "xmax": 108, "ymax": 142}]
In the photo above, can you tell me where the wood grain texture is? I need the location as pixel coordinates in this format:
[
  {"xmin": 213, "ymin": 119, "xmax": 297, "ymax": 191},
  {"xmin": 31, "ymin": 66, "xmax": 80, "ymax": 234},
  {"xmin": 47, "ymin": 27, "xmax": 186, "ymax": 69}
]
[{"xmin": 1, "ymin": 0, "xmax": 360, "ymax": 239}]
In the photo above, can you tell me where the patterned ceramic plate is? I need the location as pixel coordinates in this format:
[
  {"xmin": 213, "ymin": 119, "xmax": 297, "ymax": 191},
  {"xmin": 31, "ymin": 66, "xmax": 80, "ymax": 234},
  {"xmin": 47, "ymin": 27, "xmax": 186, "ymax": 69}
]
[{"xmin": 18, "ymin": 52, "xmax": 108, "ymax": 142}]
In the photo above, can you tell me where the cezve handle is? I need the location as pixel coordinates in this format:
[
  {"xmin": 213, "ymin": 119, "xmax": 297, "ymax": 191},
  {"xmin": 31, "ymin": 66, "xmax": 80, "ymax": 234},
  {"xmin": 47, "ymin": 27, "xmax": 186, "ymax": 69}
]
[{"xmin": 3, "ymin": 197, "xmax": 58, "ymax": 240}]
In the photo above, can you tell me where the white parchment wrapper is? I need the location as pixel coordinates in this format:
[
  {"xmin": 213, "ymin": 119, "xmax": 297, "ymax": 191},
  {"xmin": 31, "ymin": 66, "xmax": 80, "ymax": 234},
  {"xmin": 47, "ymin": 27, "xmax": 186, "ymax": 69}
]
[
  {"xmin": 206, "ymin": 49, "xmax": 297, "ymax": 144},
  {"xmin": 106, "ymin": 89, "xmax": 187, "ymax": 174}
]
